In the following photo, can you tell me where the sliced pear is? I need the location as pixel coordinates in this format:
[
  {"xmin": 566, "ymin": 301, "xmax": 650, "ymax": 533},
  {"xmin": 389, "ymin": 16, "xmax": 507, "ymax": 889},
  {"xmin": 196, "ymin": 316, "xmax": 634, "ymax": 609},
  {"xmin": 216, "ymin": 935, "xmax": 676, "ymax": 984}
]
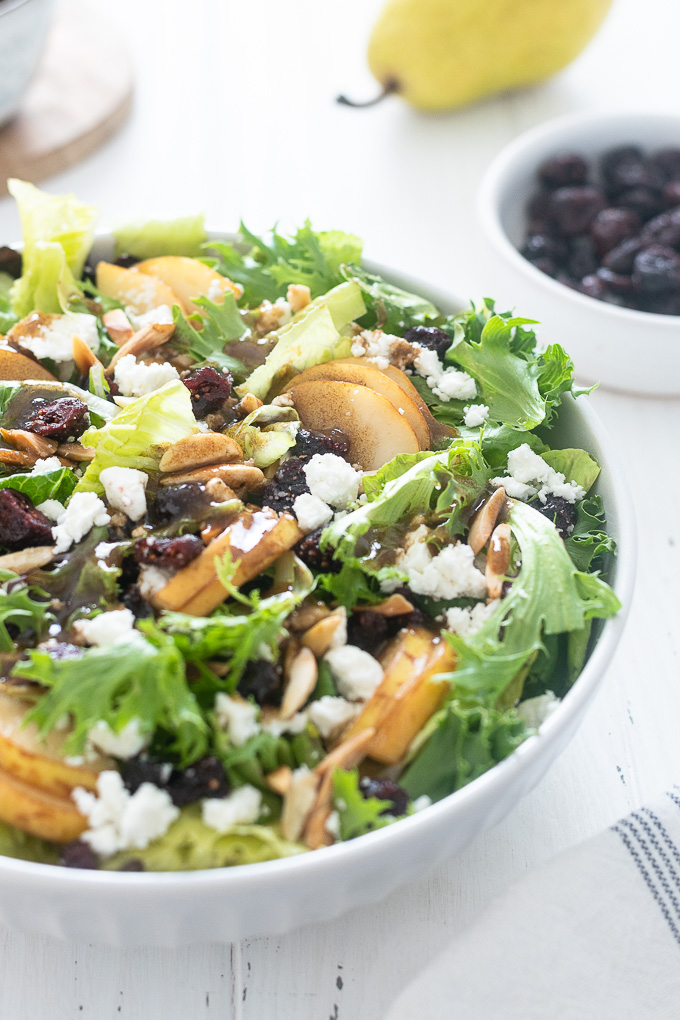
[
  {"xmin": 0, "ymin": 690, "xmax": 111, "ymax": 798},
  {"xmin": 287, "ymin": 379, "xmax": 420, "ymax": 470},
  {"xmin": 283, "ymin": 360, "xmax": 430, "ymax": 450},
  {"xmin": 96, "ymin": 262, "xmax": 182, "ymax": 315},
  {"xmin": 0, "ymin": 765, "xmax": 86, "ymax": 843},
  {"xmin": 377, "ymin": 363, "xmax": 456, "ymax": 445},
  {"xmin": 0, "ymin": 342, "xmax": 57, "ymax": 381},
  {"xmin": 135, "ymin": 256, "xmax": 241, "ymax": 315}
]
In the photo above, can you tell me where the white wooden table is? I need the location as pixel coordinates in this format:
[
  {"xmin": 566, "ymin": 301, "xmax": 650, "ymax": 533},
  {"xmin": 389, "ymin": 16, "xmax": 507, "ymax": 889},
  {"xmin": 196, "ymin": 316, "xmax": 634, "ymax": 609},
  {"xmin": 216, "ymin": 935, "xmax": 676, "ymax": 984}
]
[{"xmin": 0, "ymin": 0, "xmax": 678, "ymax": 1016}]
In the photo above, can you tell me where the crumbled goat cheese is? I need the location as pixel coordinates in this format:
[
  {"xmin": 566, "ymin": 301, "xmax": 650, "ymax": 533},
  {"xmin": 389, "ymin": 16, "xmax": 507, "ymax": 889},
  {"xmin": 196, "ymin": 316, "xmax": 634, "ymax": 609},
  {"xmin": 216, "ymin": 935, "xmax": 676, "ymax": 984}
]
[
  {"xmin": 36, "ymin": 498, "xmax": 64, "ymax": 521},
  {"xmin": 286, "ymin": 283, "xmax": 311, "ymax": 313},
  {"xmin": 72, "ymin": 770, "xmax": 179, "ymax": 857},
  {"xmin": 517, "ymin": 691, "xmax": 560, "ymax": 728},
  {"xmin": 214, "ymin": 694, "xmax": 260, "ymax": 747},
  {"xmin": 324, "ymin": 645, "xmax": 384, "ymax": 702},
  {"xmin": 412, "ymin": 345, "xmax": 477, "ymax": 402},
  {"xmin": 325, "ymin": 810, "xmax": 341, "ymax": 839},
  {"xmin": 87, "ymin": 718, "xmax": 148, "ymax": 760},
  {"xmin": 127, "ymin": 304, "xmax": 174, "ymax": 330},
  {"xmin": 100, "ymin": 465, "xmax": 148, "ymax": 521},
  {"xmin": 206, "ymin": 279, "xmax": 224, "ymax": 303},
  {"xmin": 74, "ymin": 608, "xmax": 141, "ymax": 648},
  {"xmin": 32, "ymin": 456, "xmax": 64, "ymax": 475},
  {"xmin": 51, "ymin": 493, "xmax": 111, "ymax": 554},
  {"xmin": 17, "ymin": 313, "xmax": 99, "ymax": 363},
  {"xmin": 396, "ymin": 535, "xmax": 487, "ymax": 601},
  {"xmin": 293, "ymin": 492, "xmax": 333, "ymax": 532},
  {"xmin": 262, "ymin": 711, "xmax": 309, "ymax": 737},
  {"xmin": 443, "ymin": 599, "xmax": 500, "ymax": 638},
  {"xmin": 138, "ymin": 564, "xmax": 173, "ymax": 600},
  {"xmin": 307, "ymin": 696, "xmax": 360, "ymax": 740},
  {"xmin": 257, "ymin": 298, "xmax": 292, "ymax": 333},
  {"xmin": 113, "ymin": 354, "xmax": 180, "ymax": 397},
  {"xmin": 304, "ymin": 454, "xmax": 360, "ymax": 508},
  {"xmin": 463, "ymin": 403, "xmax": 490, "ymax": 428},
  {"xmin": 350, "ymin": 329, "xmax": 401, "ymax": 370},
  {"xmin": 412, "ymin": 795, "xmax": 432, "ymax": 812},
  {"xmin": 201, "ymin": 785, "xmax": 262, "ymax": 833},
  {"xmin": 491, "ymin": 444, "xmax": 585, "ymax": 504}
]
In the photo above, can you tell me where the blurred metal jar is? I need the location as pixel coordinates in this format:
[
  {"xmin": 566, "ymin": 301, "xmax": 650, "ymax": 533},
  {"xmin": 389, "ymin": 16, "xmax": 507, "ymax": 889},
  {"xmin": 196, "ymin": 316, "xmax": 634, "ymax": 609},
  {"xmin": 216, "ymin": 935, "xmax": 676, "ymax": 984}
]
[{"xmin": 0, "ymin": 0, "xmax": 55, "ymax": 127}]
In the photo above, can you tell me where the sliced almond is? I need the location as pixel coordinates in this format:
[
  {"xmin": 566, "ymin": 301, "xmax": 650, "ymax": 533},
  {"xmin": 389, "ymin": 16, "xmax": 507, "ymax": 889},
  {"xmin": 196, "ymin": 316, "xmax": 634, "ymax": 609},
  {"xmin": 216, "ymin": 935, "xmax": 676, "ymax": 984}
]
[
  {"xmin": 0, "ymin": 448, "xmax": 36, "ymax": 467},
  {"xmin": 107, "ymin": 322, "xmax": 175, "ymax": 372},
  {"xmin": 288, "ymin": 602, "xmax": 332, "ymax": 633},
  {"xmin": 72, "ymin": 334, "xmax": 103, "ymax": 377},
  {"xmin": 280, "ymin": 647, "xmax": 318, "ymax": 720},
  {"xmin": 102, "ymin": 309, "xmax": 134, "ymax": 346},
  {"xmin": 266, "ymin": 765, "xmax": 293, "ymax": 796},
  {"xmin": 233, "ymin": 394, "xmax": 263, "ymax": 417},
  {"xmin": 485, "ymin": 522, "xmax": 511, "ymax": 600},
  {"xmin": 158, "ymin": 463, "xmax": 265, "ymax": 489},
  {"xmin": 0, "ymin": 429, "xmax": 57, "ymax": 458},
  {"xmin": 0, "ymin": 546, "xmax": 55, "ymax": 573},
  {"xmin": 315, "ymin": 727, "xmax": 376, "ymax": 784},
  {"xmin": 56, "ymin": 442, "xmax": 95, "ymax": 462},
  {"xmin": 468, "ymin": 487, "xmax": 507, "ymax": 556},
  {"xmin": 280, "ymin": 768, "xmax": 320, "ymax": 843},
  {"xmin": 304, "ymin": 805, "xmax": 334, "ymax": 850},
  {"xmin": 354, "ymin": 593, "xmax": 414, "ymax": 617},
  {"xmin": 302, "ymin": 728, "xmax": 376, "ymax": 849},
  {"xmin": 300, "ymin": 608, "xmax": 347, "ymax": 658},
  {"xmin": 159, "ymin": 433, "xmax": 243, "ymax": 473},
  {"xmin": 204, "ymin": 478, "xmax": 238, "ymax": 503}
]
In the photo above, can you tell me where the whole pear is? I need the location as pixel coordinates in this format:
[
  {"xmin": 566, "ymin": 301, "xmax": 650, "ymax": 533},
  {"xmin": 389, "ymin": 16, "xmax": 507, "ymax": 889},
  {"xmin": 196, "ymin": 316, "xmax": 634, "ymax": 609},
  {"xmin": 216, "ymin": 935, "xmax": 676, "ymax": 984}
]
[{"xmin": 367, "ymin": 0, "xmax": 614, "ymax": 111}]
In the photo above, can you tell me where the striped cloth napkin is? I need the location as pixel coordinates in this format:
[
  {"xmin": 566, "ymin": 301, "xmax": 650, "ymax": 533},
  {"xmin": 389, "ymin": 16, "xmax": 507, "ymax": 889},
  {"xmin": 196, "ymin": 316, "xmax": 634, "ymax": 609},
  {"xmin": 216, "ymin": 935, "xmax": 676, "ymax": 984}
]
[{"xmin": 385, "ymin": 789, "xmax": 680, "ymax": 1019}]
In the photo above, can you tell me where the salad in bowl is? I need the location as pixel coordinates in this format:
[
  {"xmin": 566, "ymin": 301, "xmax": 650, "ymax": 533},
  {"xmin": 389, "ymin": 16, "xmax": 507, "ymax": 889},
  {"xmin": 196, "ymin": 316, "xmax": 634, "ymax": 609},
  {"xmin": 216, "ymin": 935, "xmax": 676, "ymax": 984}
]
[{"xmin": 0, "ymin": 180, "xmax": 619, "ymax": 873}]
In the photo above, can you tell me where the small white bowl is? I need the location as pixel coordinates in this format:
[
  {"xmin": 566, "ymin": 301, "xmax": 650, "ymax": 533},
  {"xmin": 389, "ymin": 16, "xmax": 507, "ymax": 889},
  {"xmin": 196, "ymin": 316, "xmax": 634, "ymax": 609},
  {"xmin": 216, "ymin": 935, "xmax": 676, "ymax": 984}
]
[
  {"xmin": 0, "ymin": 0, "xmax": 55, "ymax": 127},
  {"xmin": 478, "ymin": 111, "xmax": 680, "ymax": 396}
]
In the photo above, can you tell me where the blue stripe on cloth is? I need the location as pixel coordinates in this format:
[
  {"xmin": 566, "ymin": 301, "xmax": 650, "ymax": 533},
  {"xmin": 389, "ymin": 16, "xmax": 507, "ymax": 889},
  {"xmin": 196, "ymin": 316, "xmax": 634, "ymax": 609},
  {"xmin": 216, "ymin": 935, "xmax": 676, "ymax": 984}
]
[
  {"xmin": 612, "ymin": 822, "xmax": 680, "ymax": 948},
  {"xmin": 620, "ymin": 817, "xmax": 680, "ymax": 928}
]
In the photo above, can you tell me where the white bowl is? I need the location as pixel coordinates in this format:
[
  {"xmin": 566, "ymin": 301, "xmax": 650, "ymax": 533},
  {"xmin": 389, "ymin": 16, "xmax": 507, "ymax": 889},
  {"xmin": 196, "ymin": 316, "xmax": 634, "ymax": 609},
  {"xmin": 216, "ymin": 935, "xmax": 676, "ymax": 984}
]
[
  {"xmin": 0, "ymin": 0, "xmax": 55, "ymax": 127},
  {"xmin": 478, "ymin": 111, "xmax": 680, "ymax": 396},
  {"xmin": 0, "ymin": 241, "xmax": 636, "ymax": 946}
]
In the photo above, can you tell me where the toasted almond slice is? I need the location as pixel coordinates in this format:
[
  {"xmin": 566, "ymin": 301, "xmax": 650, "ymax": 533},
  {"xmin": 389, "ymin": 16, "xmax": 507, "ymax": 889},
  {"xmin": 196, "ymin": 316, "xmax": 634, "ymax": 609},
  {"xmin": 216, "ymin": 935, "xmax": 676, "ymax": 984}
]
[
  {"xmin": 233, "ymin": 394, "xmax": 263, "ymax": 417},
  {"xmin": 204, "ymin": 478, "xmax": 238, "ymax": 503},
  {"xmin": 301, "ymin": 728, "xmax": 376, "ymax": 848},
  {"xmin": 56, "ymin": 442, "xmax": 95, "ymax": 462},
  {"xmin": 159, "ymin": 463, "xmax": 265, "ymax": 489},
  {"xmin": 159, "ymin": 433, "xmax": 243, "ymax": 473},
  {"xmin": 288, "ymin": 602, "xmax": 332, "ymax": 633},
  {"xmin": 485, "ymin": 522, "xmax": 511, "ymax": 600},
  {"xmin": 0, "ymin": 546, "xmax": 55, "ymax": 573},
  {"xmin": 355, "ymin": 593, "xmax": 414, "ymax": 617},
  {"xmin": 300, "ymin": 608, "xmax": 347, "ymax": 658},
  {"xmin": 280, "ymin": 768, "xmax": 320, "ymax": 843},
  {"xmin": 0, "ymin": 448, "xmax": 36, "ymax": 467},
  {"xmin": 304, "ymin": 805, "xmax": 334, "ymax": 850},
  {"xmin": 266, "ymin": 765, "xmax": 293, "ymax": 796},
  {"xmin": 72, "ymin": 334, "xmax": 103, "ymax": 377},
  {"xmin": 107, "ymin": 322, "xmax": 175, "ymax": 372},
  {"xmin": 468, "ymin": 487, "xmax": 507, "ymax": 555},
  {"xmin": 281, "ymin": 647, "xmax": 318, "ymax": 720},
  {"xmin": 102, "ymin": 308, "xmax": 134, "ymax": 346},
  {"xmin": 0, "ymin": 429, "xmax": 57, "ymax": 458}
]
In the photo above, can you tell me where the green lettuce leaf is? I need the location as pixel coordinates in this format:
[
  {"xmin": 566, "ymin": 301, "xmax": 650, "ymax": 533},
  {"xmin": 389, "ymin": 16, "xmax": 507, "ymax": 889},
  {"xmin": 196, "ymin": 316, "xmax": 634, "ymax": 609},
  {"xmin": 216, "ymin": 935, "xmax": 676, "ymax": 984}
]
[
  {"xmin": 0, "ymin": 466, "xmax": 76, "ymax": 506},
  {"xmin": 0, "ymin": 272, "xmax": 18, "ymax": 333},
  {"xmin": 113, "ymin": 214, "xmax": 206, "ymax": 259},
  {"xmin": 341, "ymin": 264, "xmax": 441, "ymax": 334},
  {"xmin": 226, "ymin": 403, "xmax": 299, "ymax": 467},
  {"xmin": 172, "ymin": 293, "xmax": 247, "ymax": 375},
  {"xmin": 75, "ymin": 380, "xmax": 197, "ymax": 494},
  {"xmin": 333, "ymin": 768, "xmax": 400, "ymax": 840},
  {"xmin": 317, "ymin": 562, "xmax": 385, "ymax": 609},
  {"xmin": 564, "ymin": 495, "xmax": 616, "ymax": 572},
  {"xmin": 0, "ymin": 820, "xmax": 58, "ymax": 864},
  {"xmin": 541, "ymin": 448, "xmax": 600, "ymax": 493},
  {"xmin": 237, "ymin": 280, "xmax": 365, "ymax": 400},
  {"xmin": 9, "ymin": 179, "xmax": 97, "ymax": 316},
  {"xmin": 0, "ymin": 576, "xmax": 52, "ymax": 651}
]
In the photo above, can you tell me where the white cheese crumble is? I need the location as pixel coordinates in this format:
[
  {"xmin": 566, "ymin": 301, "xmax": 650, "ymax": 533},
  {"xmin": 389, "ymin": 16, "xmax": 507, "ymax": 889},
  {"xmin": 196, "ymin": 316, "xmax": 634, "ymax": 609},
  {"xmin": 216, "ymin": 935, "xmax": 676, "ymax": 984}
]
[
  {"xmin": 517, "ymin": 691, "xmax": 560, "ymax": 728},
  {"xmin": 325, "ymin": 810, "xmax": 341, "ymax": 839},
  {"xmin": 463, "ymin": 403, "xmax": 490, "ymax": 428},
  {"xmin": 412, "ymin": 346, "xmax": 477, "ymax": 402},
  {"xmin": 256, "ymin": 297, "xmax": 292, "ymax": 333},
  {"xmin": 99, "ymin": 465, "xmax": 148, "ymax": 521},
  {"xmin": 17, "ymin": 312, "xmax": 99, "ymax": 363},
  {"xmin": 324, "ymin": 645, "xmax": 384, "ymax": 702},
  {"xmin": 86, "ymin": 718, "xmax": 148, "ymax": 760},
  {"xmin": 214, "ymin": 693, "xmax": 260, "ymax": 747},
  {"xmin": 350, "ymin": 328, "xmax": 401, "ymax": 370},
  {"xmin": 36, "ymin": 498, "xmax": 64, "ymax": 521},
  {"xmin": 32, "ymin": 456, "xmax": 63, "ymax": 475},
  {"xmin": 307, "ymin": 696, "xmax": 360, "ymax": 740},
  {"xmin": 262, "ymin": 711, "xmax": 309, "ymax": 737},
  {"xmin": 304, "ymin": 454, "xmax": 360, "ymax": 509},
  {"xmin": 127, "ymin": 304, "xmax": 174, "ymax": 330},
  {"xmin": 443, "ymin": 599, "xmax": 500, "ymax": 638},
  {"xmin": 412, "ymin": 795, "xmax": 432, "ymax": 813},
  {"xmin": 138, "ymin": 564, "xmax": 173, "ymax": 600},
  {"xmin": 491, "ymin": 444, "xmax": 585, "ymax": 505},
  {"xmin": 201, "ymin": 785, "xmax": 262, "ymax": 833},
  {"xmin": 113, "ymin": 354, "xmax": 180, "ymax": 397},
  {"xmin": 395, "ymin": 534, "xmax": 487, "ymax": 601},
  {"xmin": 286, "ymin": 283, "xmax": 311, "ymax": 313},
  {"xmin": 72, "ymin": 770, "xmax": 179, "ymax": 857},
  {"xmin": 51, "ymin": 492, "xmax": 111, "ymax": 554},
  {"xmin": 293, "ymin": 492, "xmax": 333, "ymax": 532},
  {"xmin": 74, "ymin": 608, "xmax": 140, "ymax": 647}
]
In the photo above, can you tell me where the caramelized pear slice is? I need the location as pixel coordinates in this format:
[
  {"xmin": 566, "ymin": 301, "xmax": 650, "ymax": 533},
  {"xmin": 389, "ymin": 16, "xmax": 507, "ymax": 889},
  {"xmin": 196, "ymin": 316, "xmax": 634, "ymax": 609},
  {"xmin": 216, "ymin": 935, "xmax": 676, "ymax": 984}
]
[
  {"xmin": 96, "ymin": 262, "xmax": 182, "ymax": 315},
  {"xmin": 135, "ymin": 256, "xmax": 241, "ymax": 315}
]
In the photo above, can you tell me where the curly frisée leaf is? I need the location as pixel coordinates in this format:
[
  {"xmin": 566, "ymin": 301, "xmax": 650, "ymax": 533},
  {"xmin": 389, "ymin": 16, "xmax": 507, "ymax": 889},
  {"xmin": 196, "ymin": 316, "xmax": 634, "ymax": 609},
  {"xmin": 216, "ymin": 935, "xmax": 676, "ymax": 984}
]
[
  {"xmin": 564, "ymin": 495, "xmax": 616, "ymax": 572},
  {"xmin": 0, "ymin": 577, "xmax": 52, "ymax": 652},
  {"xmin": 340, "ymin": 264, "xmax": 440, "ymax": 334},
  {"xmin": 226, "ymin": 403, "xmax": 300, "ymax": 468},
  {"xmin": 171, "ymin": 294, "xmax": 247, "ymax": 376},
  {"xmin": 333, "ymin": 769, "xmax": 400, "ymax": 840}
]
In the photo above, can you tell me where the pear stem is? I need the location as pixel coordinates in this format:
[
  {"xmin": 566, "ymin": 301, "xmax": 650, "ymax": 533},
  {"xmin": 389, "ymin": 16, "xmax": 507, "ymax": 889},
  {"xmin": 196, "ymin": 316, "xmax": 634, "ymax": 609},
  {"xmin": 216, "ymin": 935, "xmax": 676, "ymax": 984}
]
[{"xmin": 336, "ymin": 79, "xmax": 400, "ymax": 108}]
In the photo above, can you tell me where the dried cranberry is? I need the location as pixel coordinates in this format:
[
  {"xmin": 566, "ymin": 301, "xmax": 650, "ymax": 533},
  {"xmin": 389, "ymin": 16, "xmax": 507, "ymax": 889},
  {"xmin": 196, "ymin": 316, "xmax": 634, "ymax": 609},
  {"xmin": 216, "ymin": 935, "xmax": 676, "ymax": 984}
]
[
  {"xmin": 528, "ymin": 495, "xmax": 577, "ymax": 538},
  {"xmin": 359, "ymin": 777, "xmax": 409, "ymax": 817},
  {"xmin": 664, "ymin": 180, "xmax": 680, "ymax": 208},
  {"xmin": 650, "ymin": 148, "xmax": 680, "ymax": 182},
  {"xmin": 183, "ymin": 366, "xmax": 232, "ymax": 418},
  {"xmin": 529, "ymin": 256, "xmax": 559, "ymax": 278},
  {"xmin": 641, "ymin": 206, "xmax": 680, "ymax": 248},
  {"xmin": 0, "ymin": 489, "xmax": 54, "ymax": 550},
  {"xmin": 595, "ymin": 268, "xmax": 636, "ymax": 295},
  {"xmin": 121, "ymin": 754, "xmax": 172, "ymax": 794},
  {"xmin": 548, "ymin": 186, "xmax": 606, "ymax": 236},
  {"xmin": 114, "ymin": 255, "xmax": 139, "ymax": 269},
  {"xmin": 403, "ymin": 325, "xmax": 453, "ymax": 361},
  {"xmin": 602, "ymin": 236, "xmax": 643, "ymax": 273},
  {"xmin": 46, "ymin": 642, "xmax": 83, "ymax": 660},
  {"xmin": 632, "ymin": 244, "xmax": 680, "ymax": 294},
  {"xmin": 118, "ymin": 859, "xmax": 145, "ymax": 871},
  {"xmin": 25, "ymin": 397, "xmax": 89, "ymax": 441},
  {"xmin": 237, "ymin": 659, "xmax": 282, "ymax": 705},
  {"xmin": 347, "ymin": 610, "xmax": 389, "ymax": 655},
  {"xmin": 526, "ymin": 190, "xmax": 554, "ymax": 223},
  {"xmin": 167, "ymin": 756, "xmax": 229, "ymax": 807},
  {"xmin": 60, "ymin": 840, "xmax": 99, "ymax": 869},
  {"xmin": 578, "ymin": 274, "xmax": 607, "ymax": 299},
  {"xmin": 0, "ymin": 246, "xmax": 22, "ymax": 278},
  {"xmin": 294, "ymin": 427, "xmax": 350, "ymax": 460},
  {"xmin": 134, "ymin": 534, "xmax": 203, "ymax": 569},
  {"xmin": 538, "ymin": 153, "xmax": 588, "ymax": 188},
  {"xmin": 601, "ymin": 146, "xmax": 661, "ymax": 195},
  {"xmin": 641, "ymin": 292, "xmax": 680, "ymax": 315},
  {"xmin": 616, "ymin": 187, "xmax": 665, "ymax": 221},
  {"xmin": 121, "ymin": 583, "xmax": 154, "ymax": 620},
  {"xmin": 567, "ymin": 236, "xmax": 598, "ymax": 279},
  {"xmin": 262, "ymin": 457, "xmax": 309, "ymax": 515},
  {"xmin": 589, "ymin": 208, "xmax": 641, "ymax": 255},
  {"xmin": 294, "ymin": 527, "xmax": 339, "ymax": 573},
  {"xmin": 522, "ymin": 234, "xmax": 569, "ymax": 265}
]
